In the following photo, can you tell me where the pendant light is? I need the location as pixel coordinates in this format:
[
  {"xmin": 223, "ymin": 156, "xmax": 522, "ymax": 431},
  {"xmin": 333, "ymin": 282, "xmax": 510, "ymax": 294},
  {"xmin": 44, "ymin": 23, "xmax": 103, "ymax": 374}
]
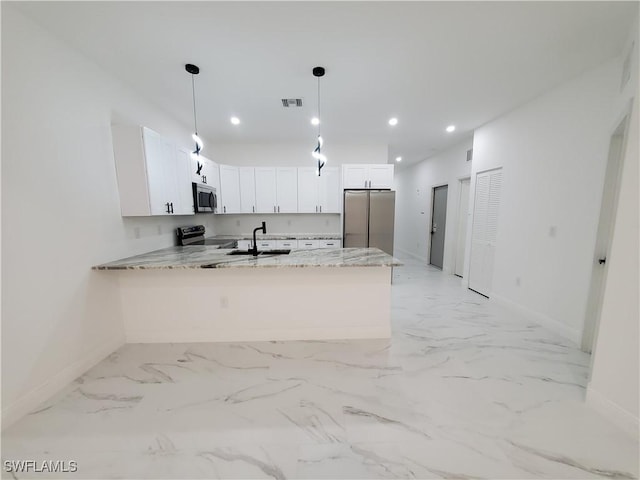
[
  {"xmin": 185, "ymin": 63, "xmax": 203, "ymax": 170},
  {"xmin": 312, "ymin": 66, "xmax": 327, "ymax": 176}
]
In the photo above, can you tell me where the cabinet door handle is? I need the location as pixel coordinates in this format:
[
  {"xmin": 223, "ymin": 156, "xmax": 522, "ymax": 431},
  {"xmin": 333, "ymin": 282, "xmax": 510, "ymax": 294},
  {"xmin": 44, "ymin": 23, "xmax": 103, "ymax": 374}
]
[
  {"xmin": 253, "ymin": 206, "xmax": 255, "ymax": 213},
  {"xmin": 319, "ymin": 205, "xmax": 322, "ymax": 213},
  {"xmin": 166, "ymin": 202, "xmax": 171, "ymax": 214},
  {"xmin": 273, "ymin": 206, "xmax": 276, "ymax": 213},
  {"xmin": 170, "ymin": 202, "xmax": 174, "ymax": 214},
  {"xmin": 278, "ymin": 206, "xmax": 280, "ymax": 213},
  {"xmin": 315, "ymin": 206, "xmax": 318, "ymax": 213},
  {"xmin": 224, "ymin": 206, "xmax": 226, "ymax": 213}
]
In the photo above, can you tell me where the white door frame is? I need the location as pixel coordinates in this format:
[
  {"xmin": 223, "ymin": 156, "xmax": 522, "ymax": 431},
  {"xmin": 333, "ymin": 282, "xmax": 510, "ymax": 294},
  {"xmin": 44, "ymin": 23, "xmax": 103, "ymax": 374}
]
[
  {"xmin": 454, "ymin": 176, "xmax": 471, "ymax": 277},
  {"xmin": 582, "ymin": 103, "xmax": 632, "ymax": 354}
]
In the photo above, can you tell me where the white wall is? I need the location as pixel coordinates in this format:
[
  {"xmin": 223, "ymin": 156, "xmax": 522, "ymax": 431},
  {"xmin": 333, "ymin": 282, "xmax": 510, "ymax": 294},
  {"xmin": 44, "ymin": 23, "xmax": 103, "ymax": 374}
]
[
  {"xmin": 393, "ymin": 138, "xmax": 473, "ymax": 271},
  {"xmin": 587, "ymin": 22, "xmax": 639, "ymax": 436},
  {"xmin": 1, "ymin": 6, "xmax": 212, "ymax": 427},
  {"xmin": 468, "ymin": 59, "xmax": 619, "ymax": 344},
  {"xmin": 214, "ymin": 214, "xmax": 341, "ymax": 236},
  {"xmin": 212, "ymin": 142, "xmax": 388, "ymax": 167}
]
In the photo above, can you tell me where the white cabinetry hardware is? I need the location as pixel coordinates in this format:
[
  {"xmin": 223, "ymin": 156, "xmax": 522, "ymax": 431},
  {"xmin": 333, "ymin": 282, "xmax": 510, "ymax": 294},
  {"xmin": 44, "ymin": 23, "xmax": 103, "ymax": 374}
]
[{"xmin": 112, "ymin": 126, "xmax": 193, "ymax": 216}]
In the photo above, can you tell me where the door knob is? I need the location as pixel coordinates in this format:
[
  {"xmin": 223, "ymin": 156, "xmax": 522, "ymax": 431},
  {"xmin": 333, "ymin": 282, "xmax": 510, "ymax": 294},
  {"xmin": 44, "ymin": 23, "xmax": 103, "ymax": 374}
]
[{"xmin": 598, "ymin": 257, "xmax": 606, "ymax": 265}]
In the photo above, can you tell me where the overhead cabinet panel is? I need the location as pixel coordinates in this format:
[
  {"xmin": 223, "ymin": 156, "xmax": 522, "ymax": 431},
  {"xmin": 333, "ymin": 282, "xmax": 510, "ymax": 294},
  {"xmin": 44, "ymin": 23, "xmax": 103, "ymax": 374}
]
[
  {"xmin": 219, "ymin": 165, "xmax": 241, "ymax": 214},
  {"xmin": 239, "ymin": 167, "xmax": 257, "ymax": 213},
  {"xmin": 342, "ymin": 164, "xmax": 394, "ymax": 189},
  {"xmin": 318, "ymin": 167, "xmax": 341, "ymax": 213},
  {"xmin": 112, "ymin": 125, "xmax": 193, "ymax": 216},
  {"xmin": 276, "ymin": 167, "xmax": 298, "ymax": 213},
  {"xmin": 255, "ymin": 167, "xmax": 278, "ymax": 213},
  {"xmin": 297, "ymin": 167, "xmax": 320, "ymax": 213},
  {"xmin": 298, "ymin": 166, "xmax": 341, "ymax": 213}
]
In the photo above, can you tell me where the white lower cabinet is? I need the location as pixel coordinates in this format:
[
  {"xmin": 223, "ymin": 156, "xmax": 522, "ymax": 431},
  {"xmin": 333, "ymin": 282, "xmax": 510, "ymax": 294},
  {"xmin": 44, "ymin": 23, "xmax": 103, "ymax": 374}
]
[
  {"xmin": 237, "ymin": 239, "xmax": 253, "ymax": 250},
  {"xmin": 298, "ymin": 240, "xmax": 320, "ymax": 249},
  {"xmin": 255, "ymin": 239, "xmax": 276, "ymax": 250},
  {"xmin": 319, "ymin": 239, "xmax": 341, "ymax": 248},
  {"xmin": 276, "ymin": 239, "xmax": 298, "ymax": 249}
]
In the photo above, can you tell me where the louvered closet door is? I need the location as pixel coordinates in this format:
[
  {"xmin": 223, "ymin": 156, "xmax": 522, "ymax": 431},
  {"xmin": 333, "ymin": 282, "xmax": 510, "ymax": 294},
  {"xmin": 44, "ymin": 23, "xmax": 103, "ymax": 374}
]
[{"xmin": 468, "ymin": 168, "xmax": 502, "ymax": 297}]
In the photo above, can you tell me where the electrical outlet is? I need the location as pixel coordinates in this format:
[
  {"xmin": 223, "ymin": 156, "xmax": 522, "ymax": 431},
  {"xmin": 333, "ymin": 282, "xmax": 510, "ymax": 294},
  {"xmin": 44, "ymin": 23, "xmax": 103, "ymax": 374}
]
[
  {"xmin": 157, "ymin": 225, "xmax": 162, "ymax": 235},
  {"xmin": 549, "ymin": 226, "xmax": 557, "ymax": 238},
  {"xmin": 287, "ymin": 220, "xmax": 292, "ymax": 226},
  {"xmin": 220, "ymin": 296, "xmax": 229, "ymax": 308},
  {"xmin": 134, "ymin": 227, "xmax": 140, "ymax": 239},
  {"xmin": 236, "ymin": 220, "xmax": 240, "ymax": 227},
  {"xmin": 515, "ymin": 277, "xmax": 521, "ymax": 287}
]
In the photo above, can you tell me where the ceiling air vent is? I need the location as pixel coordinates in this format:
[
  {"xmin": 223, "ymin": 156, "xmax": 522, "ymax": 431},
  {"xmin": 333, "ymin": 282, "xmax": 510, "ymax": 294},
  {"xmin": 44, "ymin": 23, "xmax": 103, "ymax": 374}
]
[{"xmin": 281, "ymin": 98, "xmax": 303, "ymax": 107}]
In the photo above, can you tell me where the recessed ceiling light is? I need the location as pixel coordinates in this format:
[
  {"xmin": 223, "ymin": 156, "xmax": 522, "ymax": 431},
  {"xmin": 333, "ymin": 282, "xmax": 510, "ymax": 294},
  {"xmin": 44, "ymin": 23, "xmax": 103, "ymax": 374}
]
[
  {"xmin": 395, "ymin": 156, "xmax": 402, "ymax": 162},
  {"xmin": 388, "ymin": 118, "xmax": 398, "ymax": 126},
  {"xmin": 311, "ymin": 117, "xmax": 320, "ymax": 126},
  {"xmin": 446, "ymin": 125, "xmax": 456, "ymax": 133},
  {"xmin": 230, "ymin": 117, "xmax": 241, "ymax": 125}
]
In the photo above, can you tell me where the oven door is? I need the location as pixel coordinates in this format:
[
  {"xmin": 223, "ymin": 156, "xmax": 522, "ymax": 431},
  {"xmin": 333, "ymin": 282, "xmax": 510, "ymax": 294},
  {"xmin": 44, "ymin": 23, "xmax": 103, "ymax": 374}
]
[{"xmin": 193, "ymin": 183, "xmax": 217, "ymax": 213}]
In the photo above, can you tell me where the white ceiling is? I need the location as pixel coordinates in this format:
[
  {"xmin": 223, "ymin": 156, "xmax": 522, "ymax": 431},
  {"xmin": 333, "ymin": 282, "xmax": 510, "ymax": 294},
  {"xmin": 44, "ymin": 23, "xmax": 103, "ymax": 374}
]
[{"xmin": 12, "ymin": 1, "xmax": 637, "ymax": 167}]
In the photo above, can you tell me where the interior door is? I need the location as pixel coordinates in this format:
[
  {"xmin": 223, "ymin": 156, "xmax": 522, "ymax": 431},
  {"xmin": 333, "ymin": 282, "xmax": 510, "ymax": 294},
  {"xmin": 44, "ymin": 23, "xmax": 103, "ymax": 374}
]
[
  {"xmin": 455, "ymin": 178, "xmax": 471, "ymax": 277},
  {"xmin": 468, "ymin": 169, "xmax": 502, "ymax": 297},
  {"xmin": 429, "ymin": 185, "xmax": 448, "ymax": 269},
  {"xmin": 582, "ymin": 114, "xmax": 629, "ymax": 353},
  {"xmin": 343, "ymin": 190, "xmax": 369, "ymax": 248}
]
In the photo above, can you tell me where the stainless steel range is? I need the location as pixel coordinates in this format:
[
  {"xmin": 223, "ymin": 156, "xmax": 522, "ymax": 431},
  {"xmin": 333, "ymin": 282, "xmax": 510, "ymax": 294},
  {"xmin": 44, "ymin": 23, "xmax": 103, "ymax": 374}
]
[{"xmin": 176, "ymin": 225, "xmax": 236, "ymax": 247}]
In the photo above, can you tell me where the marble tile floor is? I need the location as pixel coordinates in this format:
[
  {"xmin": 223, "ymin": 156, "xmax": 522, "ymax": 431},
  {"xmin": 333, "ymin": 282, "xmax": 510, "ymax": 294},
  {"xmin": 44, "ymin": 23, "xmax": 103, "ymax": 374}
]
[{"xmin": 2, "ymin": 256, "xmax": 638, "ymax": 479}]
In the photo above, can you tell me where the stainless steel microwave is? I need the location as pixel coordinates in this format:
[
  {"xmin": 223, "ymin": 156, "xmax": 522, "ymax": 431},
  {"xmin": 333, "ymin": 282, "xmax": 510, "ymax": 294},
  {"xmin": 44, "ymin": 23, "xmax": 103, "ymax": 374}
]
[{"xmin": 192, "ymin": 183, "xmax": 217, "ymax": 213}]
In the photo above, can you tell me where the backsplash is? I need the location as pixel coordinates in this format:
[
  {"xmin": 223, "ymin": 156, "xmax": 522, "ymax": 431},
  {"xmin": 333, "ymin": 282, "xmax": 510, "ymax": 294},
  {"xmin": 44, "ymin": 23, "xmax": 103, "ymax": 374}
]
[{"xmin": 213, "ymin": 213, "xmax": 341, "ymax": 235}]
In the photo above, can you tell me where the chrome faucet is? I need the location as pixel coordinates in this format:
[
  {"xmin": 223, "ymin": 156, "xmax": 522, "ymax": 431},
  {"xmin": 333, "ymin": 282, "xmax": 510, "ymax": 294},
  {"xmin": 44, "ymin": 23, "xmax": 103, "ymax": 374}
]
[{"xmin": 251, "ymin": 221, "xmax": 267, "ymax": 256}]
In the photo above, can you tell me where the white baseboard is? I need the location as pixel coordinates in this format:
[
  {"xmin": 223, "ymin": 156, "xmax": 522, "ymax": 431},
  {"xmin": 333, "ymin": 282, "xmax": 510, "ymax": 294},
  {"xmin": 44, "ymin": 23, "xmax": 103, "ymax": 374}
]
[
  {"xmin": 1, "ymin": 335, "xmax": 124, "ymax": 430},
  {"xmin": 125, "ymin": 326, "xmax": 391, "ymax": 344},
  {"xmin": 490, "ymin": 293, "xmax": 581, "ymax": 345},
  {"xmin": 586, "ymin": 385, "xmax": 639, "ymax": 439},
  {"xmin": 394, "ymin": 247, "xmax": 427, "ymax": 263}
]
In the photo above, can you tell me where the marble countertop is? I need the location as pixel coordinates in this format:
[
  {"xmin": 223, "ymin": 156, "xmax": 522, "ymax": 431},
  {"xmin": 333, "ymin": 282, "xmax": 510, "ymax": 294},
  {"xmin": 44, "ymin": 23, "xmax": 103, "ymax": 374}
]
[
  {"xmin": 94, "ymin": 247, "xmax": 402, "ymax": 270},
  {"xmin": 211, "ymin": 233, "xmax": 341, "ymax": 241}
]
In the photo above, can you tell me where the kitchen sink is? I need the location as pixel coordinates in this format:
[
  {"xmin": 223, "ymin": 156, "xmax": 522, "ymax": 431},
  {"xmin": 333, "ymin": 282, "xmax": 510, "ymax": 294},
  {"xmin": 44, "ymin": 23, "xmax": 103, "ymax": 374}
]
[{"xmin": 227, "ymin": 249, "xmax": 291, "ymax": 256}]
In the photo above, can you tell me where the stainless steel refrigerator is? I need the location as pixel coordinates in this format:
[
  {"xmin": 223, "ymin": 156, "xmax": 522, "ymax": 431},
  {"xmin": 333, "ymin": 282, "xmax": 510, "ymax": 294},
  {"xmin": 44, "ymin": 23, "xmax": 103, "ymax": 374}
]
[{"xmin": 343, "ymin": 190, "xmax": 395, "ymax": 255}]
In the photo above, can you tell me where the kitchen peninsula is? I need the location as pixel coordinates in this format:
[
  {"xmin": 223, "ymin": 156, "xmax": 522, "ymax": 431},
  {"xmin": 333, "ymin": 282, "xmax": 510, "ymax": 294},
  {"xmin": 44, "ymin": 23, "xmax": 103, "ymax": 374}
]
[{"xmin": 95, "ymin": 247, "xmax": 401, "ymax": 343}]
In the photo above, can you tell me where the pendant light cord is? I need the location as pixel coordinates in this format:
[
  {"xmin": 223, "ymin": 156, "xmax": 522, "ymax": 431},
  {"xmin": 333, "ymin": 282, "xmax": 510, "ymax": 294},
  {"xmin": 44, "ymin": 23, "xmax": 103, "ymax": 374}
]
[
  {"xmin": 317, "ymin": 76, "xmax": 321, "ymax": 138},
  {"xmin": 191, "ymin": 74, "xmax": 198, "ymax": 135}
]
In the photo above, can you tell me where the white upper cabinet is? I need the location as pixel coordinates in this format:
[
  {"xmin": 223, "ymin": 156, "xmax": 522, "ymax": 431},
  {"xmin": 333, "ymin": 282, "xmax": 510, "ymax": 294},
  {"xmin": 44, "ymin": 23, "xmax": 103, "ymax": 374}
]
[
  {"xmin": 254, "ymin": 167, "xmax": 298, "ymax": 214},
  {"xmin": 219, "ymin": 164, "xmax": 241, "ymax": 214},
  {"xmin": 276, "ymin": 167, "xmax": 298, "ymax": 213},
  {"xmin": 239, "ymin": 167, "xmax": 257, "ymax": 213},
  {"xmin": 191, "ymin": 155, "xmax": 219, "ymax": 191},
  {"xmin": 255, "ymin": 167, "xmax": 277, "ymax": 213},
  {"xmin": 112, "ymin": 125, "xmax": 193, "ymax": 216},
  {"xmin": 298, "ymin": 166, "xmax": 341, "ymax": 213},
  {"xmin": 342, "ymin": 164, "xmax": 394, "ymax": 189},
  {"xmin": 297, "ymin": 167, "xmax": 320, "ymax": 213},
  {"xmin": 318, "ymin": 167, "xmax": 341, "ymax": 213},
  {"xmin": 173, "ymin": 147, "xmax": 197, "ymax": 215}
]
